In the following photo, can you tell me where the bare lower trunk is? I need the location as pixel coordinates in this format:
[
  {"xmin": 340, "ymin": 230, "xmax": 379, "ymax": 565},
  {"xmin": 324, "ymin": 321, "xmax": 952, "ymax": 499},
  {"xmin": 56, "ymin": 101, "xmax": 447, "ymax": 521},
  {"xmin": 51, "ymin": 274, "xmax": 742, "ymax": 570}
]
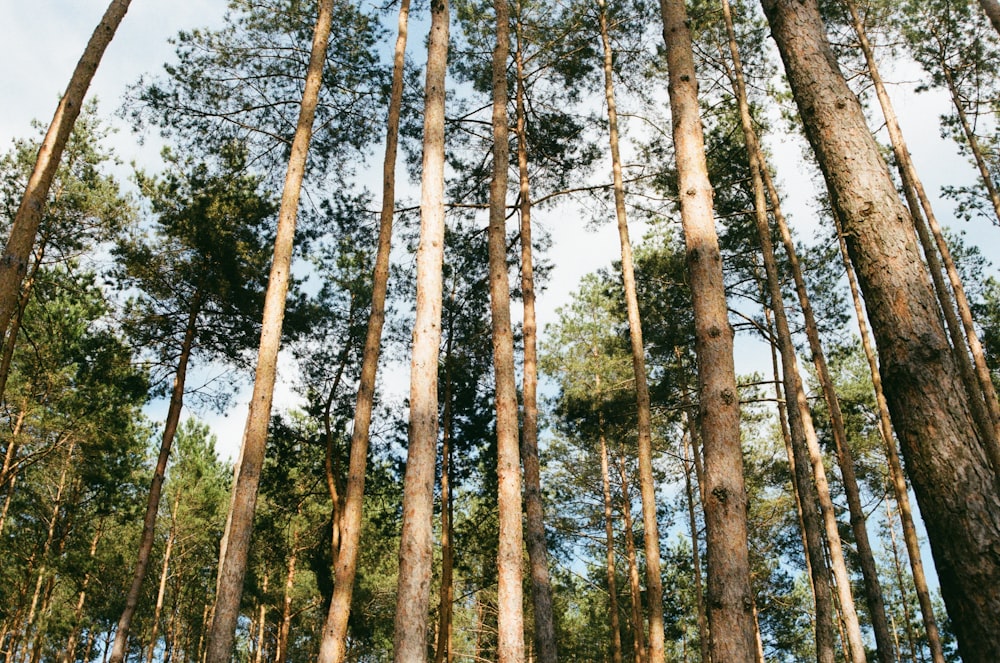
[
  {"xmin": 600, "ymin": 429, "xmax": 624, "ymax": 663},
  {"xmin": 617, "ymin": 454, "xmax": 647, "ymax": 663},
  {"xmin": 761, "ymin": 1, "xmax": 1000, "ymax": 658},
  {"xmin": 832, "ymin": 212, "xmax": 946, "ymax": 663},
  {"xmin": 276, "ymin": 542, "xmax": 297, "ymax": 663},
  {"xmin": 514, "ymin": 8, "xmax": 557, "ymax": 659},
  {"xmin": 146, "ymin": 497, "xmax": 179, "ymax": 663},
  {"xmin": 657, "ymin": 1, "xmax": 755, "ymax": 660},
  {"xmin": 681, "ymin": 428, "xmax": 710, "ymax": 663},
  {"xmin": 253, "ymin": 575, "xmax": 268, "ymax": 663},
  {"xmin": 433, "ymin": 363, "xmax": 454, "ymax": 663},
  {"xmin": 110, "ymin": 293, "xmax": 201, "ymax": 663},
  {"xmin": 885, "ymin": 502, "xmax": 919, "ymax": 663},
  {"xmin": 597, "ymin": 4, "xmax": 665, "ymax": 659},
  {"xmin": 205, "ymin": 2, "xmax": 334, "ymax": 660},
  {"xmin": 0, "ymin": 0, "xmax": 132, "ymax": 336},
  {"xmin": 392, "ymin": 0, "xmax": 449, "ymax": 659}
]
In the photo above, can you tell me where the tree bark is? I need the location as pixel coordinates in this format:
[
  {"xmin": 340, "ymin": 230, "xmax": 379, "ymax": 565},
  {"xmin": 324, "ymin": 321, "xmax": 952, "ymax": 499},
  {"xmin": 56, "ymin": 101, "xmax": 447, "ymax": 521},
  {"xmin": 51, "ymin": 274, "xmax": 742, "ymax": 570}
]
[
  {"xmin": 0, "ymin": 0, "xmax": 132, "ymax": 338},
  {"xmin": 657, "ymin": 1, "xmax": 756, "ymax": 660},
  {"xmin": 832, "ymin": 211, "xmax": 946, "ymax": 663},
  {"xmin": 392, "ymin": 0, "xmax": 449, "ymax": 658},
  {"xmin": 600, "ymin": 426, "xmax": 624, "ymax": 663},
  {"xmin": 760, "ymin": 1, "xmax": 1000, "ymax": 658},
  {"xmin": 109, "ymin": 291, "xmax": 201, "ymax": 663},
  {"xmin": 276, "ymin": 531, "xmax": 298, "ymax": 663},
  {"xmin": 315, "ymin": 1, "xmax": 409, "ymax": 661},
  {"xmin": 146, "ymin": 494, "xmax": 180, "ymax": 663},
  {"xmin": 596, "ymin": 4, "xmax": 666, "ymax": 659},
  {"xmin": 681, "ymin": 428, "xmax": 710, "ymax": 663},
  {"xmin": 433, "ymin": 348, "xmax": 454, "ymax": 663},
  {"xmin": 616, "ymin": 453, "xmax": 647, "ymax": 663},
  {"xmin": 514, "ymin": 6, "xmax": 558, "ymax": 659},
  {"xmin": 979, "ymin": 0, "xmax": 1000, "ymax": 36},
  {"xmin": 204, "ymin": 1, "xmax": 334, "ymax": 659}
]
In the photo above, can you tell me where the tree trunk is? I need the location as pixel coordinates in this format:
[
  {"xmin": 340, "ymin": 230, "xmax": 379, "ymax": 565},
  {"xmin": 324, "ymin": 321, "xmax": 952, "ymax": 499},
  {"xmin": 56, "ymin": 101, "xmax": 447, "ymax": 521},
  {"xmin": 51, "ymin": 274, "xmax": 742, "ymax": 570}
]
[
  {"xmin": 0, "ymin": 241, "xmax": 45, "ymax": 404},
  {"xmin": 600, "ymin": 427, "xmax": 624, "ymax": 663},
  {"xmin": 314, "ymin": 1, "xmax": 409, "ymax": 661},
  {"xmin": 433, "ymin": 353, "xmax": 454, "ymax": 663},
  {"xmin": 760, "ymin": 1, "xmax": 1000, "ymax": 659},
  {"xmin": 392, "ymin": 0, "xmax": 449, "ymax": 658},
  {"xmin": 253, "ymin": 575, "xmax": 268, "ymax": 663},
  {"xmin": 719, "ymin": 3, "xmax": 893, "ymax": 659},
  {"xmin": 204, "ymin": 1, "xmax": 334, "ymax": 659},
  {"xmin": 832, "ymin": 211, "xmax": 946, "ymax": 663},
  {"xmin": 276, "ymin": 540, "xmax": 298, "ymax": 663},
  {"xmin": 109, "ymin": 291, "xmax": 201, "ymax": 663},
  {"xmin": 885, "ymin": 502, "xmax": 920, "ymax": 663},
  {"xmin": 146, "ymin": 494, "xmax": 180, "ymax": 663},
  {"xmin": 487, "ymin": 2, "xmax": 526, "ymax": 658},
  {"xmin": 681, "ymin": 428, "xmax": 710, "ymax": 663},
  {"xmin": 657, "ymin": 1, "xmax": 756, "ymax": 660},
  {"xmin": 0, "ymin": 0, "xmax": 131, "ymax": 337},
  {"xmin": 596, "ymin": 4, "xmax": 666, "ymax": 659},
  {"xmin": 514, "ymin": 6, "xmax": 557, "ymax": 659},
  {"xmin": 65, "ymin": 526, "xmax": 102, "ymax": 663},
  {"xmin": 979, "ymin": 0, "xmax": 1000, "ymax": 36},
  {"xmin": 616, "ymin": 454, "xmax": 647, "ymax": 663}
]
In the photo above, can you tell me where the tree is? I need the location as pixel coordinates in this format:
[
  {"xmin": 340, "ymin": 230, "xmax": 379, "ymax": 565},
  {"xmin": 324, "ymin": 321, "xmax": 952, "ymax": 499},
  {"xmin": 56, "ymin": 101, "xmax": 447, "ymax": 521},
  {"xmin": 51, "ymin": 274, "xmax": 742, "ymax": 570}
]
[{"xmin": 760, "ymin": 0, "xmax": 1000, "ymax": 658}]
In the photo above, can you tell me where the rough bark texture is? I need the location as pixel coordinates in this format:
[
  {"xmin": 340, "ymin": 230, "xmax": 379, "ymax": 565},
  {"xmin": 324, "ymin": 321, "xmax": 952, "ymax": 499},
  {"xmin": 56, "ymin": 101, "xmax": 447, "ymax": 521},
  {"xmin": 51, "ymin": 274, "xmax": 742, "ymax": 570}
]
[
  {"xmin": 514, "ymin": 8, "xmax": 558, "ymax": 659},
  {"xmin": 597, "ymin": 4, "xmax": 665, "ymax": 659},
  {"xmin": 681, "ymin": 429, "xmax": 709, "ymax": 663},
  {"xmin": 980, "ymin": 0, "xmax": 1000, "ymax": 36},
  {"xmin": 487, "ymin": 2, "xmax": 526, "ymax": 658},
  {"xmin": 392, "ymin": 0, "xmax": 449, "ymax": 658},
  {"xmin": 109, "ymin": 293, "xmax": 201, "ymax": 663},
  {"xmin": 761, "ymin": 1, "xmax": 1000, "ymax": 659},
  {"xmin": 0, "ymin": 0, "xmax": 132, "ymax": 338},
  {"xmin": 204, "ymin": 2, "xmax": 334, "ymax": 660},
  {"xmin": 600, "ymin": 431, "xmax": 624, "ymax": 663},
  {"xmin": 657, "ymin": 1, "xmax": 756, "ymax": 661},
  {"xmin": 316, "ymin": 1, "xmax": 409, "ymax": 659},
  {"xmin": 832, "ymin": 211, "xmax": 946, "ymax": 663}
]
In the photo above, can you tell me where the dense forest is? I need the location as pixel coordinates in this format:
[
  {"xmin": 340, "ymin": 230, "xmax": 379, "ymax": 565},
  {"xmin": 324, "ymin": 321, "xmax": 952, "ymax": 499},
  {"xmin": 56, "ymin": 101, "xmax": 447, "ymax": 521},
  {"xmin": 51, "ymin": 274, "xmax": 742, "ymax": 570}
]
[{"xmin": 2, "ymin": 0, "xmax": 1000, "ymax": 662}]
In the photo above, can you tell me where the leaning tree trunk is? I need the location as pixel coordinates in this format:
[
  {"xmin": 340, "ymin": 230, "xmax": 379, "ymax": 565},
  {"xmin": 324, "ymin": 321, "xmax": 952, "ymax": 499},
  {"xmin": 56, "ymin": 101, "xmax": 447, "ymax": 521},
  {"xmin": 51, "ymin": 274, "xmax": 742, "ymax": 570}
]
[
  {"xmin": 718, "ymin": 3, "xmax": 887, "ymax": 659},
  {"xmin": 596, "ymin": 3, "xmax": 666, "ymax": 659},
  {"xmin": 109, "ymin": 292, "xmax": 201, "ymax": 663},
  {"xmin": 487, "ymin": 2, "xmax": 526, "ymax": 658},
  {"xmin": 204, "ymin": 1, "xmax": 334, "ymax": 660},
  {"xmin": 979, "ymin": 0, "xmax": 1000, "ymax": 36},
  {"xmin": 0, "ymin": 0, "xmax": 132, "ymax": 339},
  {"xmin": 315, "ymin": 1, "xmax": 410, "ymax": 661},
  {"xmin": 657, "ymin": 1, "xmax": 756, "ymax": 660},
  {"xmin": 761, "ymin": 1, "xmax": 1000, "ymax": 659},
  {"xmin": 392, "ymin": 0, "xmax": 449, "ymax": 658},
  {"xmin": 514, "ymin": 6, "xmax": 558, "ymax": 659}
]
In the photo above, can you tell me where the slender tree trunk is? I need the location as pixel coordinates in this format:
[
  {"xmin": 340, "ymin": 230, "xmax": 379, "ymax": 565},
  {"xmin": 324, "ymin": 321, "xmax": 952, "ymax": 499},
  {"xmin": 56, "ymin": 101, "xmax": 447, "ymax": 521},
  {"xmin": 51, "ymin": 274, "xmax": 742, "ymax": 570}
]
[
  {"xmin": 0, "ymin": 241, "xmax": 44, "ymax": 404},
  {"xmin": 514, "ymin": 8, "xmax": 557, "ymax": 659},
  {"xmin": 315, "ymin": 2, "xmax": 409, "ymax": 661},
  {"xmin": 146, "ymin": 495, "xmax": 180, "ymax": 663},
  {"xmin": 616, "ymin": 454, "xmax": 647, "ymax": 663},
  {"xmin": 487, "ymin": 3, "xmax": 526, "ymax": 658},
  {"xmin": 596, "ymin": 4, "xmax": 666, "ymax": 659},
  {"xmin": 205, "ymin": 1, "xmax": 334, "ymax": 659},
  {"xmin": 657, "ymin": 1, "xmax": 756, "ymax": 660},
  {"xmin": 761, "ymin": 1, "xmax": 1000, "ymax": 658},
  {"xmin": 719, "ymin": 3, "xmax": 892, "ymax": 659},
  {"xmin": 885, "ymin": 502, "xmax": 919, "ymax": 663},
  {"xmin": 276, "ymin": 540, "xmax": 298, "ymax": 663},
  {"xmin": 253, "ymin": 575, "xmax": 268, "ymax": 663},
  {"xmin": 832, "ymin": 211, "xmax": 946, "ymax": 663},
  {"xmin": 979, "ymin": 0, "xmax": 1000, "ymax": 36},
  {"xmin": 599, "ymin": 426, "xmax": 624, "ymax": 663},
  {"xmin": 433, "ymin": 352, "xmax": 454, "ymax": 663},
  {"xmin": 681, "ymin": 428, "xmax": 710, "ymax": 663},
  {"xmin": 109, "ymin": 292, "xmax": 201, "ymax": 663},
  {"xmin": 843, "ymin": 0, "xmax": 1000, "ymax": 468},
  {"xmin": 0, "ymin": 0, "xmax": 132, "ymax": 337},
  {"xmin": 65, "ymin": 526, "xmax": 102, "ymax": 663},
  {"xmin": 392, "ymin": 0, "xmax": 449, "ymax": 658}
]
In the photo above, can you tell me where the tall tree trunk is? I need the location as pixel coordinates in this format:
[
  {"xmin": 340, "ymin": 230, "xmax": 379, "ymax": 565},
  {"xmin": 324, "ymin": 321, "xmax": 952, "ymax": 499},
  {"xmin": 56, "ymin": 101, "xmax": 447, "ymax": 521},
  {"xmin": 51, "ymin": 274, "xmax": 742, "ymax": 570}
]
[
  {"xmin": 979, "ymin": 0, "xmax": 1000, "ymax": 36},
  {"xmin": 146, "ymin": 495, "xmax": 180, "ymax": 663},
  {"xmin": 276, "ymin": 538, "xmax": 298, "ymax": 663},
  {"xmin": 65, "ymin": 526, "xmax": 102, "ymax": 663},
  {"xmin": 599, "ymin": 425, "xmax": 624, "ymax": 663},
  {"xmin": 433, "ymin": 348, "xmax": 454, "ymax": 663},
  {"xmin": 657, "ymin": 1, "xmax": 756, "ymax": 660},
  {"xmin": 315, "ymin": 1, "xmax": 409, "ymax": 660},
  {"xmin": 109, "ymin": 292, "xmax": 201, "ymax": 663},
  {"xmin": 0, "ymin": 241, "xmax": 45, "ymax": 404},
  {"xmin": 596, "ymin": 4, "xmax": 666, "ymax": 659},
  {"xmin": 487, "ymin": 2, "xmax": 526, "ymax": 658},
  {"xmin": 760, "ymin": 1, "xmax": 1000, "ymax": 658},
  {"xmin": 843, "ymin": 0, "xmax": 1000, "ymax": 468},
  {"xmin": 0, "ymin": 0, "xmax": 132, "ymax": 338},
  {"xmin": 719, "ymin": 3, "xmax": 893, "ymax": 659},
  {"xmin": 253, "ymin": 575, "xmax": 268, "ymax": 663},
  {"xmin": 205, "ymin": 1, "xmax": 334, "ymax": 659},
  {"xmin": 514, "ymin": 7, "xmax": 557, "ymax": 659},
  {"xmin": 616, "ymin": 454, "xmax": 646, "ymax": 663},
  {"xmin": 885, "ymin": 502, "xmax": 920, "ymax": 663},
  {"xmin": 831, "ymin": 211, "xmax": 946, "ymax": 663},
  {"xmin": 681, "ymin": 428, "xmax": 710, "ymax": 663},
  {"xmin": 392, "ymin": 0, "xmax": 449, "ymax": 658}
]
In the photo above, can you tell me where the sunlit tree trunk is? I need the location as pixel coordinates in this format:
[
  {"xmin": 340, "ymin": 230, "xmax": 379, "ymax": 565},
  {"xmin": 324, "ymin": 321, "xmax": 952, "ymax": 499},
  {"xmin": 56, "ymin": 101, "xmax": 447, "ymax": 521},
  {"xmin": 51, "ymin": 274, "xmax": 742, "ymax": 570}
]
[
  {"xmin": 205, "ymin": 1, "xmax": 335, "ymax": 659},
  {"xmin": 616, "ymin": 454, "xmax": 646, "ymax": 663},
  {"xmin": 0, "ymin": 0, "xmax": 132, "ymax": 340},
  {"xmin": 392, "ymin": 0, "xmax": 449, "ymax": 658},
  {"xmin": 761, "ymin": 1, "xmax": 1000, "ymax": 658},
  {"xmin": 146, "ymin": 494, "xmax": 180, "ymax": 663},
  {"xmin": 434, "ymin": 343, "xmax": 454, "ymax": 663},
  {"xmin": 657, "ymin": 0, "xmax": 755, "ymax": 659},
  {"xmin": 315, "ymin": 1, "xmax": 410, "ymax": 661},
  {"xmin": 600, "ymin": 423, "xmax": 624, "ymax": 663}
]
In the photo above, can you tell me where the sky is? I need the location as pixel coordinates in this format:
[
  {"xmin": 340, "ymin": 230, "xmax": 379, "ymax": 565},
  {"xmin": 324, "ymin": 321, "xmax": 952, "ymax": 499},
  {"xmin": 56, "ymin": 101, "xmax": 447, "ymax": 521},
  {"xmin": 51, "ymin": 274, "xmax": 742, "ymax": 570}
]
[{"xmin": 1, "ymin": 1, "xmax": 997, "ymax": 467}]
